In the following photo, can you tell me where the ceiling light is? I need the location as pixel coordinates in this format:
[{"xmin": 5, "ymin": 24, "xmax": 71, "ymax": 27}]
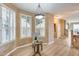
[
  {"xmin": 35, "ymin": 15, "xmax": 44, "ymax": 19},
  {"xmin": 35, "ymin": 4, "xmax": 44, "ymax": 19}
]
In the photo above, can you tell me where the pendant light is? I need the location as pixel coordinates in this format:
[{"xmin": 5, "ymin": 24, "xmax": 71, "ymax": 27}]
[{"xmin": 35, "ymin": 4, "xmax": 44, "ymax": 19}]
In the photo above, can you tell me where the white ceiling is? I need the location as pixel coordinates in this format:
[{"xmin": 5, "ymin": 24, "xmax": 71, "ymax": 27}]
[{"xmin": 14, "ymin": 3, "xmax": 79, "ymax": 18}]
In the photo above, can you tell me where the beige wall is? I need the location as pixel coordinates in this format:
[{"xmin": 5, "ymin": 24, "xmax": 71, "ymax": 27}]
[
  {"xmin": 54, "ymin": 16, "xmax": 65, "ymax": 39},
  {"xmin": 0, "ymin": 41, "xmax": 16, "ymax": 56},
  {"xmin": 60, "ymin": 19, "xmax": 65, "ymax": 37},
  {"xmin": 47, "ymin": 14, "xmax": 54, "ymax": 43},
  {"xmin": 15, "ymin": 9, "xmax": 34, "ymax": 46},
  {"xmin": 0, "ymin": 3, "xmax": 34, "ymax": 55},
  {"xmin": 3, "ymin": 3, "xmax": 34, "ymax": 46},
  {"xmin": 0, "ymin": 3, "xmax": 54, "ymax": 55},
  {"xmin": 0, "ymin": 4, "xmax": 18, "ymax": 56},
  {"xmin": 54, "ymin": 16, "xmax": 61, "ymax": 39}
]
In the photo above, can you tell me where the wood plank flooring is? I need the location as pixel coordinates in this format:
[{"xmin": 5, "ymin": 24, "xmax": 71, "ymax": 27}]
[{"xmin": 9, "ymin": 38, "xmax": 79, "ymax": 56}]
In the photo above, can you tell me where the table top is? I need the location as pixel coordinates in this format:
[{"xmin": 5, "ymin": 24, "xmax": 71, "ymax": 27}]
[{"xmin": 33, "ymin": 41, "xmax": 42, "ymax": 45}]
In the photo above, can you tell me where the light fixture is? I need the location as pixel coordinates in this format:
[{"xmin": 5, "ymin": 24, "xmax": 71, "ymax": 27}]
[{"xmin": 35, "ymin": 4, "xmax": 44, "ymax": 19}]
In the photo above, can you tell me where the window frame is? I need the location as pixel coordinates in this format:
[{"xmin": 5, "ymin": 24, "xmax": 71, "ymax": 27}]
[
  {"xmin": 20, "ymin": 14, "xmax": 32, "ymax": 39},
  {"xmin": 35, "ymin": 16, "xmax": 45, "ymax": 37},
  {"xmin": 0, "ymin": 4, "xmax": 16, "ymax": 45}
]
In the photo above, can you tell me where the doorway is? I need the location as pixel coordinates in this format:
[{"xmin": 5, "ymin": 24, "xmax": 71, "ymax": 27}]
[{"xmin": 54, "ymin": 24, "xmax": 57, "ymax": 38}]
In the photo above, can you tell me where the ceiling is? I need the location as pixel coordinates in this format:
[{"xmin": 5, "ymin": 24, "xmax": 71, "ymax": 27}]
[{"xmin": 14, "ymin": 3, "xmax": 79, "ymax": 19}]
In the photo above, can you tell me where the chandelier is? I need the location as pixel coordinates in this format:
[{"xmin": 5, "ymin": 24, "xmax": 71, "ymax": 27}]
[{"xmin": 35, "ymin": 4, "xmax": 44, "ymax": 19}]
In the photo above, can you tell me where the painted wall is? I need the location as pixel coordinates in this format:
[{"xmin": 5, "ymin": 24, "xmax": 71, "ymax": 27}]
[
  {"xmin": 0, "ymin": 4, "xmax": 34, "ymax": 55},
  {"xmin": 0, "ymin": 41, "xmax": 16, "ymax": 56},
  {"xmin": 54, "ymin": 16, "xmax": 61, "ymax": 39},
  {"xmin": 65, "ymin": 13, "xmax": 79, "ymax": 47},
  {"xmin": 60, "ymin": 19, "xmax": 65, "ymax": 37},
  {"xmin": 0, "ymin": 4, "xmax": 54, "ymax": 55},
  {"xmin": 48, "ymin": 14, "xmax": 54, "ymax": 44}
]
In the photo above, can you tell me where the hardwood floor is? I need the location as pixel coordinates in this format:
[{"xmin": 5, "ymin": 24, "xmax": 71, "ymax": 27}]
[{"xmin": 9, "ymin": 38, "xmax": 79, "ymax": 56}]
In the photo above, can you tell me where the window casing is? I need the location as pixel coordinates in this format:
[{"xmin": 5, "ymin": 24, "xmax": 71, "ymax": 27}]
[
  {"xmin": 20, "ymin": 14, "xmax": 32, "ymax": 38},
  {"xmin": 35, "ymin": 16, "xmax": 45, "ymax": 37},
  {"xmin": 0, "ymin": 6, "xmax": 16, "ymax": 44}
]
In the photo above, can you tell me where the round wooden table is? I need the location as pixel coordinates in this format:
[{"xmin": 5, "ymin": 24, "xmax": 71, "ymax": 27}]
[{"xmin": 32, "ymin": 42, "xmax": 43, "ymax": 56}]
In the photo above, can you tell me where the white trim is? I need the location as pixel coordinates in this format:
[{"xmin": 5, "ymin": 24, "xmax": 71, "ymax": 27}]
[
  {"xmin": 5, "ymin": 43, "xmax": 32, "ymax": 56},
  {"xmin": 48, "ymin": 41, "xmax": 54, "ymax": 45},
  {"xmin": 5, "ymin": 42, "xmax": 48, "ymax": 56},
  {"xmin": 5, "ymin": 47, "xmax": 17, "ymax": 56},
  {"xmin": 16, "ymin": 43, "xmax": 32, "ymax": 49}
]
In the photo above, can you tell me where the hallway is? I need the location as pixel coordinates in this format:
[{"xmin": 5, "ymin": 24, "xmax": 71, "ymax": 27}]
[
  {"xmin": 8, "ymin": 38, "xmax": 79, "ymax": 56},
  {"xmin": 1, "ymin": 3, "xmax": 79, "ymax": 56}
]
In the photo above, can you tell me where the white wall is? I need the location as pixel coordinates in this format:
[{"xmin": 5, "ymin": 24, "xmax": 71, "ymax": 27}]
[
  {"xmin": 48, "ymin": 15, "xmax": 54, "ymax": 44},
  {"xmin": 66, "ymin": 13, "xmax": 79, "ymax": 23},
  {"xmin": 65, "ymin": 13, "xmax": 79, "ymax": 47}
]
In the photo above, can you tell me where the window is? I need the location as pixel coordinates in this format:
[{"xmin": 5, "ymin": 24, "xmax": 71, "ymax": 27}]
[
  {"xmin": 35, "ymin": 16, "xmax": 45, "ymax": 37},
  {"xmin": 20, "ymin": 14, "xmax": 32, "ymax": 38},
  {"xmin": 0, "ymin": 6, "xmax": 16, "ymax": 44},
  {"xmin": 73, "ymin": 24, "xmax": 79, "ymax": 35}
]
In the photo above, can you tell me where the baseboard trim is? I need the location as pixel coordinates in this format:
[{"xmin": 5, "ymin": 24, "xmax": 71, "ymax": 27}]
[
  {"xmin": 5, "ymin": 43, "xmax": 32, "ymax": 56},
  {"xmin": 5, "ymin": 42, "xmax": 47, "ymax": 56}
]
